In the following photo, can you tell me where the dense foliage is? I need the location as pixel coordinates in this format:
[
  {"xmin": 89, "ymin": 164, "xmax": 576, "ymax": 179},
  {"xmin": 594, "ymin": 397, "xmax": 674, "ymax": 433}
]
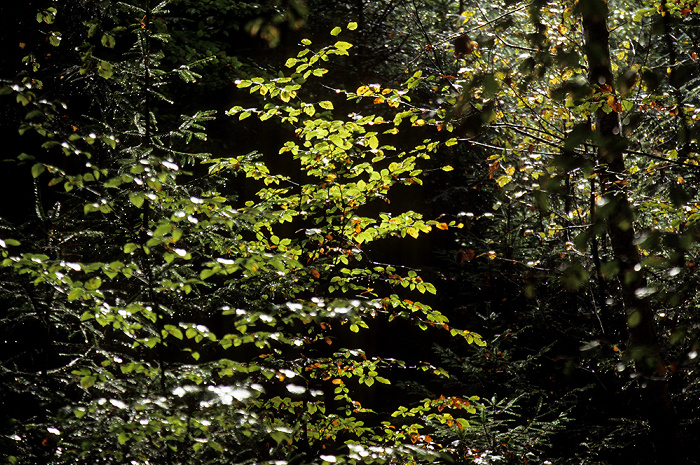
[{"xmin": 2, "ymin": 0, "xmax": 700, "ymax": 464}]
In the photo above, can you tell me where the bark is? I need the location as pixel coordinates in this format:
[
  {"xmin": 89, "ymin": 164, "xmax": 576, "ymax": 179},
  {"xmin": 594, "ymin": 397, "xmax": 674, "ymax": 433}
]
[{"xmin": 579, "ymin": 0, "xmax": 685, "ymax": 461}]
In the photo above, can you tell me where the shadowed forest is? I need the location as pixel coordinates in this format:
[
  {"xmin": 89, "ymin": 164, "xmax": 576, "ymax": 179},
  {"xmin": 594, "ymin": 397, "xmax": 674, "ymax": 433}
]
[{"xmin": 2, "ymin": 0, "xmax": 700, "ymax": 464}]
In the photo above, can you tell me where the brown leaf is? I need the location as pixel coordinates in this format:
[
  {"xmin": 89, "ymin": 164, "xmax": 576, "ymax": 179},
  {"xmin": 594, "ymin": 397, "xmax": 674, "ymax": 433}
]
[{"xmin": 453, "ymin": 34, "xmax": 473, "ymax": 59}]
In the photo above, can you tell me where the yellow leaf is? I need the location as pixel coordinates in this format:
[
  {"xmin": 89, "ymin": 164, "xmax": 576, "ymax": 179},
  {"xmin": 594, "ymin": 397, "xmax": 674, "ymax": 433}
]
[
  {"xmin": 368, "ymin": 136, "xmax": 379, "ymax": 150},
  {"xmin": 488, "ymin": 251, "xmax": 497, "ymax": 260}
]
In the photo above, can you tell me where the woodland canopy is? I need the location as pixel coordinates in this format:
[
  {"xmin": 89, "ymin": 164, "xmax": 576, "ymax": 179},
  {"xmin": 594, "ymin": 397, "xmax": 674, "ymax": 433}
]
[{"xmin": 1, "ymin": 0, "xmax": 700, "ymax": 464}]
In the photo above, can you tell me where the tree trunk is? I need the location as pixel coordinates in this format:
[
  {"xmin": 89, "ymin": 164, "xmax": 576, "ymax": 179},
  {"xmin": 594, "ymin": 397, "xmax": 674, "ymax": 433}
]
[{"xmin": 579, "ymin": 0, "xmax": 685, "ymax": 461}]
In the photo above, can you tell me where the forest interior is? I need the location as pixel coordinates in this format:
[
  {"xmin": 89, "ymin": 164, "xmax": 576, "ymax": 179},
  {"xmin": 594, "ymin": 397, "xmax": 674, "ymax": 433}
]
[{"xmin": 2, "ymin": 0, "xmax": 700, "ymax": 464}]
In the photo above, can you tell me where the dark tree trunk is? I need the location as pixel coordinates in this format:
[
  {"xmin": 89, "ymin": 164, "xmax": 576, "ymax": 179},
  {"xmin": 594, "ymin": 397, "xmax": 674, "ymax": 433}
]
[{"xmin": 579, "ymin": 0, "xmax": 685, "ymax": 461}]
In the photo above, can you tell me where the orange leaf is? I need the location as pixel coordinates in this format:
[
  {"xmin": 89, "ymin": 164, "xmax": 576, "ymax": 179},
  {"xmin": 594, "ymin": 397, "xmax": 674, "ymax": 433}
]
[
  {"xmin": 331, "ymin": 378, "xmax": 343, "ymax": 384},
  {"xmin": 488, "ymin": 161, "xmax": 499, "ymax": 179},
  {"xmin": 310, "ymin": 269, "xmax": 320, "ymax": 278},
  {"xmin": 436, "ymin": 222, "xmax": 449, "ymax": 230},
  {"xmin": 457, "ymin": 248, "xmax": 475, "ymax": 263}
]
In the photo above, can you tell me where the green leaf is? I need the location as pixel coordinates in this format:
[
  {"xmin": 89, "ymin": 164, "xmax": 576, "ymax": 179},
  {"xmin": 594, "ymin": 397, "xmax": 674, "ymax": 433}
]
[
  {"xmin": 200, "ymin": 268, "xmax": 217, "ymax": 280},
  {"xmin": 347, "ymin": 22, "xmax": 358, "ymax": 31},
  {"xmin": 80, "ymin": 375, "xmax": 97, "ymax": 389},
  {"xmin": 163, "ymin": 324, "xmax": 184, "ymax": 340},
  {"xmin": 49, "ymin": 33, "xmax": 61, "ymax": 47},
  {"xmin": 67, "ymin": 288, "xmax": 84, "ymax": 301},
  {"xmin": 124, "ymin": 243, "xmax": 139, "ymax": 254},
  {"xmin": 129, "ymin": 192, "xmax": 145, "ymax": 208},
  {"xmin": 31, "ymin": 163, "xmax": 45, "ymax": 178},
  {"xmin": 98, "ymin": 61, "xmax": 113, "ymax": 79},
  {"xmin": 208, "ymin": 441, "xmax": 224, "ymax": 452},
  {"xmin": 101, "ymin": 34, "xmax": 116, "ymax": 48},
  {"xmin": 85, "ymin": 277, "xmax": 102, "ymax": 290}
]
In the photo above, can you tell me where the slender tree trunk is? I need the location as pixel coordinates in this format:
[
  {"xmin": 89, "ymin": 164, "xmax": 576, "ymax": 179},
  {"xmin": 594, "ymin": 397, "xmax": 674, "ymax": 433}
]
[{"xmin": 579, "ymin": 0, "xmax": 685, "ymax": 461}]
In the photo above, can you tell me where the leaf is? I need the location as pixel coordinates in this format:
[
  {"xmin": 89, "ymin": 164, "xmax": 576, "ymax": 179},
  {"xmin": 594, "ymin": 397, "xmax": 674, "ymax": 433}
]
[
  {"xmin": 124, "ymin": 243, "xmax": 139, "ymax": 254},
  {"xmin": 129, "ymin": 192, "xmax": 145, "ymax": 208},
  {"xmin": 98, "ymin": 61, "xmax": 113, "ymax": 79},
  {"xmin": 163, "ymin": 324, "xmax": 183, "ymax": 340},
  {"xmin": 319, "ymin": 101, "xmax": 334, "ymax": 110},
  {"xmin": 101, "ymin": 34, "xmax": 116, "ymax": 48},
  {"xmin": 31, "ymin": 163, "xmax": 45, "ymax": 178},
  {"xmin": 67, "ymin": 288, "xmax": 84, "ymax": 301},
  {"xmin": 334, "ymin": 41, "xmax": 353, "ymax": 51},
  {"xmin": 368, "ymin": 136, "xmax": 379, "ymax": 150},
  {"xmin": 80, "ymin": 375, "xmax": 97, "ymax": 389},
  {"xmin": 85, "ymin": 277, "xmax": 102, "ymax": 290},
  {"xmin": 200, "ymin": 268, "xmax": 217, "ymax": 280},
  {"xmin": 49, "ymin": 33, "xmax": 61, "ymax": 47},
  {"xmin": 347, "ymin": 22, "xmax": 358, "ymax": 31},
  {"xmin": 208, "ymin": 441, "xmax": 224, "ymax": 452},
  {"xmin": 330, "ymin": 26, "xmax": 342, "ymax": 36}
]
